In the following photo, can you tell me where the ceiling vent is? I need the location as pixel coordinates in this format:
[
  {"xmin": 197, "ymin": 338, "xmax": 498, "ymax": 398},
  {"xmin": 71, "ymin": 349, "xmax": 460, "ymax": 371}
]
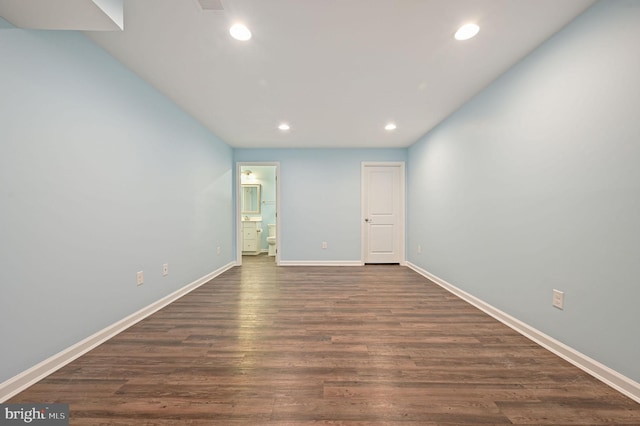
[{"xmin": 197, "ymin": 0, "xmax": 224, "ymax": 11}]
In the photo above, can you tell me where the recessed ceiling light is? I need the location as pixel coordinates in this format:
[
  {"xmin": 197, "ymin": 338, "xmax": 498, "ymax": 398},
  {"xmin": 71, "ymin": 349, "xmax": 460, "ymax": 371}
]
[
  {"xmin": 230, "ymin": 23, "xmax": 251, "ymax": 41},
  {"xmin": 454, "ymin": 23, "xmax": 480, "ymax": 41},
  {"xmin": 278, "ymin": 123, "xmax": 290, "ymax": 131},
  {"xmin": 385, "ymin": 123, "xmax": 397, "ymax": 131}
]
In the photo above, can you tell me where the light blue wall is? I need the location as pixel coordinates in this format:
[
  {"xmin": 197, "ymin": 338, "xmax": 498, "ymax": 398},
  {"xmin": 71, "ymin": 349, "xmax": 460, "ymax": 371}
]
[
  {"xmin": 407, "ymin": 0, "xmax": 640, "ymax": 382},
  {"xmin": 0, "ymin": 16, "xmax": 13, "ymax": 29},
  {"xmin": 0, "ymin": 27, "xmax": 233, "ymax": 382},
  {"xmin": 235, "ymin": 149, "xmax": 407, "ymax": 262}
]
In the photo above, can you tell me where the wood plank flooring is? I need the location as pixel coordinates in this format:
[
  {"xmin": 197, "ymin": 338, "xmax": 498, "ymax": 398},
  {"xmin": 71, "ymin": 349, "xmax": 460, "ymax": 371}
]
[{"xmin": 9, "ymin": 255, "xmax": 640, "ymax": 424}]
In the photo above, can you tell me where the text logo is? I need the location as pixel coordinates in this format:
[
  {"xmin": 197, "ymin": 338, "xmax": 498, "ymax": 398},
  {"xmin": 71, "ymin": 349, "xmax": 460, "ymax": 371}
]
[{"xmin": 0, "ymin": 404, "xmax": 68, "ymax": 425}]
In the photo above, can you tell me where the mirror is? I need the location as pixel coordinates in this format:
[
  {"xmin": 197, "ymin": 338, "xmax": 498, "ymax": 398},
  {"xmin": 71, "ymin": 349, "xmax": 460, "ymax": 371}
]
[{"xmin": 241, "ymin": 184, "xmax": 261, "ymax": 214}]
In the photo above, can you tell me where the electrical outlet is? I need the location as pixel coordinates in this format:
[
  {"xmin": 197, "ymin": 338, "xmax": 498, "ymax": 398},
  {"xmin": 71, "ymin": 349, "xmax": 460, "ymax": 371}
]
[
  {"xmin": 552, "ymin": 289, "xmax": 564, "ymax": 309},
  {"xmin": 162, "ymin": 263, "xmax": 169, "ymax": 276},
  {"xmin": 137, "ymin": 271, "xmax": 144, "ymax": 286},
  {"xmin": 322, "ymin": 241, "xmax": 327, "ymax": 249},
  {"xmin": 217, "ymin": 246, "xmax": 221, "ymax": 255},
  {"xmin": 417, "ymin": 245, "xmax": 422, "ymax": 254}
]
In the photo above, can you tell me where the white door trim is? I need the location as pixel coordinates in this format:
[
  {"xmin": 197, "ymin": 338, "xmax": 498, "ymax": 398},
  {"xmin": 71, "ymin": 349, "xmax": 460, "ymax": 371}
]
[
  {"xmin": 236, "ymin": 162, "xmax": 281, "ymax": 266},
  {"xmin": 361, "ymin": 161, "xmax": 406, "ymax": 265}
]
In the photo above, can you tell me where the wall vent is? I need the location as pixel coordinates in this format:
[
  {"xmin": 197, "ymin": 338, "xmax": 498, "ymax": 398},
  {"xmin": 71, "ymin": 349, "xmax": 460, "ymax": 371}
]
[{"xmin": 197, "ymin": 0, "xmax": 224, "ymax": 11}]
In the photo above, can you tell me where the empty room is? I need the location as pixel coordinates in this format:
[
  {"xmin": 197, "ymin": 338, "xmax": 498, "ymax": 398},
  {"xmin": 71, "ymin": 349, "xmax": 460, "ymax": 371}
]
[{"xmin": 1, "ymin": 0, "xmax": 639, "ymax": 424}]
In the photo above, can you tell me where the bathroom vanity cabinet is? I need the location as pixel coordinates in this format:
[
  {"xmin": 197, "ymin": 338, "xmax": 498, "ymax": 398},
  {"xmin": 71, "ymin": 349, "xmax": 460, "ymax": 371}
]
[{"xmin": 242, "ymin": 221, "xmax": 261, "ymax": 255}]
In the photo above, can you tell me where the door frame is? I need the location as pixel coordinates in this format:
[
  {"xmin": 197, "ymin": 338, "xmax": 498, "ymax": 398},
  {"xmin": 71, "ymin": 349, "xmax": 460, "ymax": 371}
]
[
  {"xmin": 361, "ymin": 161, "xmax": 406, "ymax": 265},
  {"xmin": 236, "ymin": 162, "xmax": 281, "ymax": 266}
]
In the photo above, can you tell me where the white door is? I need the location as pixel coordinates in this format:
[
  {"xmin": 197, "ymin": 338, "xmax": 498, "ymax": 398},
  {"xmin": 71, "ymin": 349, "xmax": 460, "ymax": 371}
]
[{"xmin": 362, "ymin": 163, "xmax": 405, "ymax": 264}]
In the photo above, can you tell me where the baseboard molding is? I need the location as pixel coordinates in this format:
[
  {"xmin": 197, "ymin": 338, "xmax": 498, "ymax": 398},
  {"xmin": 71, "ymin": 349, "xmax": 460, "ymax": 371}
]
[
  {"xmin": 279, "ymin": 260, "xmax": 364, "ymax": 266},
  {"xmin": 0, "ymin": 262, "xmax": 236, "ymax": 403},
  {"xmin": 406, "ymin": 262, "xmax": 640, "ymax": 404}
]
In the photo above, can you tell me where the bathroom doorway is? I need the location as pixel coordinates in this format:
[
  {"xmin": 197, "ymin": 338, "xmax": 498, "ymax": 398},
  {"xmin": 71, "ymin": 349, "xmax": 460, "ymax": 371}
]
[{"xmin": 236, "ymin": 162, "xmax": 280, "ymax": 266}]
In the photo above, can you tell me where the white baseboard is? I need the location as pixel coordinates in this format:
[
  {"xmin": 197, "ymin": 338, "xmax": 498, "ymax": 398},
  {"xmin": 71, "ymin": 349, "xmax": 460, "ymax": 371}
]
[
  {"xmin": 406, "ymin": 262, "xmax": 640, "ymax": 404},
  {"xmin": 279, "ymin": 260, "xmax": 364, "ymax": 266},
  {"xmin": 0, "ymin": 262, "xmax": 236, "ymax": 403}
]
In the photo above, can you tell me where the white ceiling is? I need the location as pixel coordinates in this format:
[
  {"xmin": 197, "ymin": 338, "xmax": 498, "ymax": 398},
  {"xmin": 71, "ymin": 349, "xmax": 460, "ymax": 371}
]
[{"xmin": 1, "ymin": 0, "xmax": 596, "ymax": 148}]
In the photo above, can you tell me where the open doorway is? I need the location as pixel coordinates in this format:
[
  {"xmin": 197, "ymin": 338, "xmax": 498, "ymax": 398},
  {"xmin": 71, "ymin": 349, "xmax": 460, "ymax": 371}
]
[{"xmin": 236, "ymin": 162, "xmax": 280, "ymax": 266}]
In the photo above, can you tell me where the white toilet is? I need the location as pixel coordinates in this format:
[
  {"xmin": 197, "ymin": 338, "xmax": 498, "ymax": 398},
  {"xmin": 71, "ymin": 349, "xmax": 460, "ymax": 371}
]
[{"xmin": 266, "ymin": 224, "xmax": 276, "ymax": 256}]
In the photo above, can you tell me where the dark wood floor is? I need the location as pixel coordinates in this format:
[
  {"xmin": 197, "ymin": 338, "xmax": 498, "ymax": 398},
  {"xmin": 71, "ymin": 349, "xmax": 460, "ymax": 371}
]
[{"xmin": 9, "ymin": 254, "xmax": 640, "ymax": 424}]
